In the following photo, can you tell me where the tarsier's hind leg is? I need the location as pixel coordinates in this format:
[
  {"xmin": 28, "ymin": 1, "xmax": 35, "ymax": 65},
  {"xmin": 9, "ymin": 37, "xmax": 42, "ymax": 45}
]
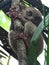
[{"xmin": 24, "ymin": 22, "xmax": 43, "ymax": 56}]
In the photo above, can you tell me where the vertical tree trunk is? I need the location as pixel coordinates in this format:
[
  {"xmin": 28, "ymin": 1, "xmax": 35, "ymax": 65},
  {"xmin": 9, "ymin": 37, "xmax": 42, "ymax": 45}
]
[
  {"xmin": 12, "ymin": 0, "xmax": 20, "ymax": 6},
  {"xmin": 16, "ymin": 39, "xmax": 28, "ymax": 65}
]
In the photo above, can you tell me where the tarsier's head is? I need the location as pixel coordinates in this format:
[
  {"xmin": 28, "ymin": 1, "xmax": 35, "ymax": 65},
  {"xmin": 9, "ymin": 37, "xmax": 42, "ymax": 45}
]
[{"xmin": 22, "ymin": 7, "xmax": 42, "ymax": 26}]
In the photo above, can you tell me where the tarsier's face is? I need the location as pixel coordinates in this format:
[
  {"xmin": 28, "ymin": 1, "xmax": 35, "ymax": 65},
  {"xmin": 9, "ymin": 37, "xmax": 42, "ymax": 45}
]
[{"xmin": 22, "ymin": 7, "xmax": 42, "ymax": 26}]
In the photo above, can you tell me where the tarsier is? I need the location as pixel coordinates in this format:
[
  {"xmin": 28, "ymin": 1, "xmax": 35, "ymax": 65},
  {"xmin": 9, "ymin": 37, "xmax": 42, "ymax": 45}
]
[{"xmin": 8, "ymin": 4, "xmax": 44, "ymax": 65}]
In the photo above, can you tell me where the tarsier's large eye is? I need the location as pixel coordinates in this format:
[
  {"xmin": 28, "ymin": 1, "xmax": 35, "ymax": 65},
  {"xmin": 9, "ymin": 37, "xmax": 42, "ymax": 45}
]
[{"xmin": 26, "ymin": 11, "xmax": 32, "ymax": 16}]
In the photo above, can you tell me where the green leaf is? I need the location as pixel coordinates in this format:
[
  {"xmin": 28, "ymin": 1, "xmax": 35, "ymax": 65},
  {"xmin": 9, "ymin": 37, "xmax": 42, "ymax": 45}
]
[
  {"xmin": 0, "ymin": 10, "xmax": 11, "ymax": 32},
  {"xmin": 28, "ymin": 40, "xmax": 38, "ymax": 65},
  {"xmin": 47, "ymin": 23, "xmax": 49, "ymax": 65},
  {"xmin": 30, "ymin": 14, "xmax": 49, "ymax": 43},
  {"xmin": 23, "ymin": 0, "xmax": 32, "ymax": 7}
]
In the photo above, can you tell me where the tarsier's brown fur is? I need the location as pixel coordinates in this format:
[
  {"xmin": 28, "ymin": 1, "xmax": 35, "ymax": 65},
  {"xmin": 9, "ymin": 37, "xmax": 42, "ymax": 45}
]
[{"xmin": 8, "ymin": 4, "xmax": 43, "ymax": 65}]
